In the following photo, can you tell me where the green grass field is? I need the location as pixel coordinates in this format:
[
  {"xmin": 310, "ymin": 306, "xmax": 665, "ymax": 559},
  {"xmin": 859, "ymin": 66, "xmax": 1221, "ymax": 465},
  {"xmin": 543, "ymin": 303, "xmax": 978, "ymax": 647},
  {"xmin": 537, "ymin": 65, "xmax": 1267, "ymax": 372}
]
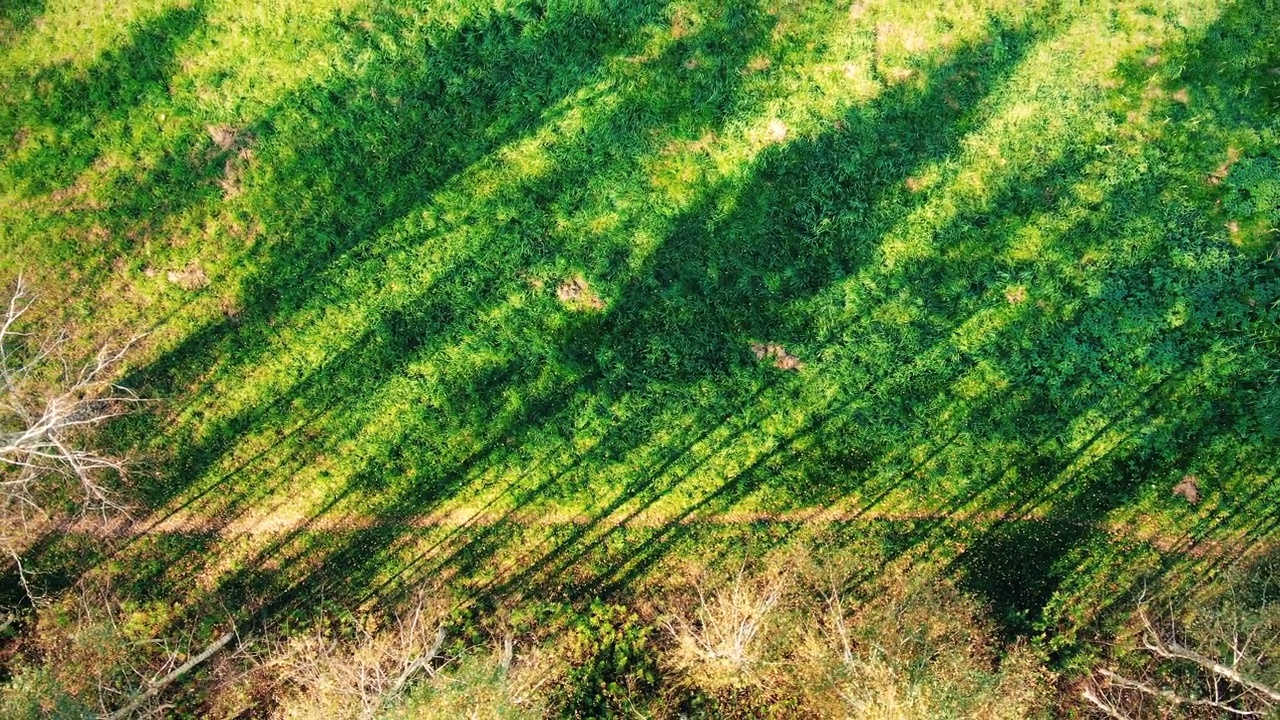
[{"xmin": 2, "ymin": 0, "xmax": 1280, "ymax": 714}]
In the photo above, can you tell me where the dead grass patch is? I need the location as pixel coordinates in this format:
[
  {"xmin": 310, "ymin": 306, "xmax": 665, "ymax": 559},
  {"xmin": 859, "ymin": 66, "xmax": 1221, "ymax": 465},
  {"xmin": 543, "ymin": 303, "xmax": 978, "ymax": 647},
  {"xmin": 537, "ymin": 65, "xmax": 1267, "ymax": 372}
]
[
  {"xmin": 670, "ymin": 7, "xmax": 691, "ymax": 40},
  {"xmin": 1208, "ymin": 146, "xmax": 1242, "ymax": 185},
  {"xmin": 766, "ymin": 118, "xmax": 789, "ymax": 143},
  {"xmin": 751, "ymin": 342, "xmax": 804, "ymax": 371},
  {"xmin": 556, "ymin": 275, "xmax": 605, "ymax": 311},
  {"xmin": 167, "ymin": 261, "xmax": 209, "ymax": 291}
]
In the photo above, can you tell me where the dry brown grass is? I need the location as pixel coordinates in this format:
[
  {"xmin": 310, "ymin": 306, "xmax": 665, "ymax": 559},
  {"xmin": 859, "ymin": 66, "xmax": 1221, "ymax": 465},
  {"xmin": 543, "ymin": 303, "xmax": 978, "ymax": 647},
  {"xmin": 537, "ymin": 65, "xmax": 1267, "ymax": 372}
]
[
  {"xmin": 664, "ymin": 567, "xmax": 788, "ymax": 691},
  {"xmin": 264, "ymin": 592, "xmax": 448, "ymax": 720}
]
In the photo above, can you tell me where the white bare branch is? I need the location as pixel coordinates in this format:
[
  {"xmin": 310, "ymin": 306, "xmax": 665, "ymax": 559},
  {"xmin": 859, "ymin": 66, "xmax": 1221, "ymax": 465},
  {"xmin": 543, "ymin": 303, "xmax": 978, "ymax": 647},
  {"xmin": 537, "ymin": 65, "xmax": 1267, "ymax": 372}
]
[
  {"xmin": 1095, "ymin": 667, "xmax": 1263, "ymax": 716},
  {"xmin": 1139, "ymin": 607, "xmax": 1280, "ymax": 705},
  {"xmin": 0, "ymin": 275, "xmax": 145, "ymax": 519}
]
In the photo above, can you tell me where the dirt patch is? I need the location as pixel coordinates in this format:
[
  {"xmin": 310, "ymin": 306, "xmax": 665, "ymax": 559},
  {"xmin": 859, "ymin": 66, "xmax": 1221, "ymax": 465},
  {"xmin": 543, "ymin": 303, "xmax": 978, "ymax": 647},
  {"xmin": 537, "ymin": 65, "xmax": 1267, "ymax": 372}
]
[
  {"xmin": 746, "ymin": 55, "xmax": 772, "ymax": 73},
  {"xmin": 1208, "ymin": 146, "xmax": 1241, "ymax": 185},
  {"xmin": 207, "ymin": 124, "xmax": 240, "ymax": 152},
  {"xmin": 556, "ymin": 275, "xmax": 605, "ymax": 311},
  {"xmin": 47, "ymin": 179, "xmax": 104, "ymax": 212},
  {"xmin": 1144, "ymin": 54, "xmax": 1161, "ymax": 68},
  {"xmin": 1004, "ymin": 285, "xmax": 1027, "ymax": 304},
  {"xmin": 1170, "ymin": 87, "xmax": 1190, "ymax": 105},
  {"xmin": 1173, "ymin": 474, "xmax": 1200, "ymax": 505},
  {"xmin": 219, "ymin": 148, "xmax": 254, "ymax": 197},
  {"xmin": 751, "ymin": 342, "xmax": 804, "ymax": 371},
  {"xmin": 220, "ymin": 295, "xmax": 243, "ymax": 322},
  {"xmin": 206, "ymin": 125, "xmax": 255, "ymax": 196},
  {"xmin": 167, "ymin": 261, "xmax": 209, "ymax": 291},
  {"xmin": 905, "ymin": 176, "xmax": 927, "ymax": 193}
]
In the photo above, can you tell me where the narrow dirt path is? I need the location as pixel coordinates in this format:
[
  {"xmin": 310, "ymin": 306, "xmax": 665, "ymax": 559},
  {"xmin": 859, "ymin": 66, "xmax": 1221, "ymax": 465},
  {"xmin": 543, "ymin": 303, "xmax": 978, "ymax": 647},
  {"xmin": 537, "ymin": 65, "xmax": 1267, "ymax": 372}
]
[{"xmin": 43, "ymin": 502, "xmax": 1258, "ymax": 562}]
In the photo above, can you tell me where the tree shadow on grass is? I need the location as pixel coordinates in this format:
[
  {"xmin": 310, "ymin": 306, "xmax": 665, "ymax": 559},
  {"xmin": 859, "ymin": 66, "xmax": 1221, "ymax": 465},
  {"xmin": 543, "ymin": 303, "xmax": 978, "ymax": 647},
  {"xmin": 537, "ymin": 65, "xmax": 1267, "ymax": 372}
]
[
  {"xmin": 37, "ymin": 5, "xmax": 1038, "ymax": 638},
  {"xmin": 9, "ymin": 5, "xmax": 1280, "ymax": 713},
  {"xmin": 286, "ymin": 21, "xmax": 1049, "ymax": 612},
  {"xmin": 0, "ymin": 3, "xmax": 204, "ymax": 197},
  {"xmin": 0, "ymin": 3, "xmax": 229, "ymax": 312},
  {"xmin": 115, "ymin": 0, "xmax": 680, "ymax": 505}
]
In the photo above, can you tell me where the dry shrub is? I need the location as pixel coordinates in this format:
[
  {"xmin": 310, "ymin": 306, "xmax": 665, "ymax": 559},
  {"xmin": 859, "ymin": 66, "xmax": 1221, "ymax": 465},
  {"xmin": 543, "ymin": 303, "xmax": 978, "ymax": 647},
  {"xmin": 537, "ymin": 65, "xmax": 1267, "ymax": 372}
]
[
  {"xmin": 266, "ymin": 593, "xmax": 448, "ymax": 720},
  {"xmin": 664, "ymin": 567, "xmax": 788, "ymax": 691},
  {"xmin": 265, "ymin": 594, "xmax": 562, "ymax": 720},
  {"xmin": 387, "ymin": 634, "xmax": 552, "ymax": 720},
  {"xmin": 805, "ymin": 566, "xmax": 1052, "ymax": 719},
  {"xmin": 659, "ymin": 558, "xmax": 1049, "ymax": 717},
  {"xmin": 0, "ymin": 580, "xmax": 217, "ymax": 719}
]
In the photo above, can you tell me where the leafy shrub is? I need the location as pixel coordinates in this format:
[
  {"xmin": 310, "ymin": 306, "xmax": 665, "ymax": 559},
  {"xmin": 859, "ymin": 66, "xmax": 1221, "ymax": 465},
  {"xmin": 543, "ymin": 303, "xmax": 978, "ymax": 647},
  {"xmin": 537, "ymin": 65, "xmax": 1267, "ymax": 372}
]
[
  {"xmin": 549, "ymin": 600, "xmax": 659, "ymax": 719},
  {"xmin": 1225, "ymin": 155, "xmax": 1280, "ymax": 225}
]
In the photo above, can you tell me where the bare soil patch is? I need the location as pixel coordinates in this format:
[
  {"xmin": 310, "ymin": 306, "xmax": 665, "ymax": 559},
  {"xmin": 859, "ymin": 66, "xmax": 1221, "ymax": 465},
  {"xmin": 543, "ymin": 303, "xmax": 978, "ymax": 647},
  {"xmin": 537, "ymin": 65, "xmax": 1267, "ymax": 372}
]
[
  {"xmin": 168, "ymin": 261, "xmax": 209, "ymax": 291},
  {"xmin": 206, "ymin": 125, "xmax": 255, "ymax": 196},
  {"xmin": 1208, "ymin": 147, "xmax": 1241, "ymax": 185},
  {"xmin": 207, "ymin": 124, "xmax": 240, "ymax": 152},
  {"xmin": 1173, "ymin": 474, "xmax": 1200, "ymax": 504},
  {"xmin": 556, "ymin": 275, "xmax": 605, "ymax": 311},
  {"xmin": 751, "ymin": 342, "xmax": 804, "ymax": 371}
]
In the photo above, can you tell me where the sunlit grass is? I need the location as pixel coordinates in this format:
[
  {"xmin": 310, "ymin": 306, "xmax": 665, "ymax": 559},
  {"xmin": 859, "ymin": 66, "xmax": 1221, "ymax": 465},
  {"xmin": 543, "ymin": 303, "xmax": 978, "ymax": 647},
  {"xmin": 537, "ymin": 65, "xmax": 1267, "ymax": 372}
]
[{"xmin": 1, "ymin": 0, "xmax": 1278, "ymax": 678}]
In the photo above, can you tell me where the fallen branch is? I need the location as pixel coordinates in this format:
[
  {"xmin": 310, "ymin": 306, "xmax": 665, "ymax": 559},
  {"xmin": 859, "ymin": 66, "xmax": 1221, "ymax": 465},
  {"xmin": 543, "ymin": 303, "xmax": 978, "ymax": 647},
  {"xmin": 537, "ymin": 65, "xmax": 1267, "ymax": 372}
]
[
  {"xmin": 105, "ymin": 630, "xmax": 238, "ymax": 720},
  {"xmin": 1081, "ymin": 683, "xmax": 1135, "ymax": 720},
  {"xmin": 1140, "ymin": 608, "xmax": 1280, "ymax": 704},
  {"xmin": 1096, "ymin": 667, "xmax": 1262, "ymax": 716}
]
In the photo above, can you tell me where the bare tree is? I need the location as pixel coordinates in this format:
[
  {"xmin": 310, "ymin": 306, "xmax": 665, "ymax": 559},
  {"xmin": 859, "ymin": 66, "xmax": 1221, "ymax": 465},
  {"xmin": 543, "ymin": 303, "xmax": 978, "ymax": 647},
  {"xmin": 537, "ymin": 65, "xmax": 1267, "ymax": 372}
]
[{"xmin": 0, "ymin": 275, "xmax": 143, "ymax": 518}]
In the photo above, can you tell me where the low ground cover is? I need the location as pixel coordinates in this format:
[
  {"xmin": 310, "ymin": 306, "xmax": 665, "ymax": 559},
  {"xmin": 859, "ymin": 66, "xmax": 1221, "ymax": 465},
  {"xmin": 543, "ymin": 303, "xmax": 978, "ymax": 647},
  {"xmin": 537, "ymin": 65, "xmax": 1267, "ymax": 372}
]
[{"xmin": 2, "ymin": 0, "xmax": 1279, "ymax": 715}]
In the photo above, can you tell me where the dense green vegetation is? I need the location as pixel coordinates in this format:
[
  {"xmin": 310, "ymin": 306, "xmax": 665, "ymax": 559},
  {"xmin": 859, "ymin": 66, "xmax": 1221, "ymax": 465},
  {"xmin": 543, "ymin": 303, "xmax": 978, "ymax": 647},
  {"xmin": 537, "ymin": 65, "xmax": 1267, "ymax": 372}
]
[{"xmin": 2, "ymin": 0, "xmax": 1279, "ymax": 715}]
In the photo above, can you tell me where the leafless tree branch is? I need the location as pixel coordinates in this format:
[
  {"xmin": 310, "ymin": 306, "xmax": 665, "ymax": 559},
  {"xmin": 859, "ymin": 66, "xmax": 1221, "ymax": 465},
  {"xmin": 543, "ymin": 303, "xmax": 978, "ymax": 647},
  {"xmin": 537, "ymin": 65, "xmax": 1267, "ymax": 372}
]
[
  {"xmin": 0, "ymin": 275, "xmax": 145, "ymax": 519},
  {"xmin": 103, "ymin": 630, "xmax": 238, "ymax": 720},
  {"xmin": 1138, "ymin": 607, "xmax": 1280, "ymax": 705},
  {"xmin": 1094, "ymin": 668, "xmax": 1263, "ymax": 716},
  {"xmin": 1081, "ymin": 683, "xmax": 1136, "ymax": 720}
]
